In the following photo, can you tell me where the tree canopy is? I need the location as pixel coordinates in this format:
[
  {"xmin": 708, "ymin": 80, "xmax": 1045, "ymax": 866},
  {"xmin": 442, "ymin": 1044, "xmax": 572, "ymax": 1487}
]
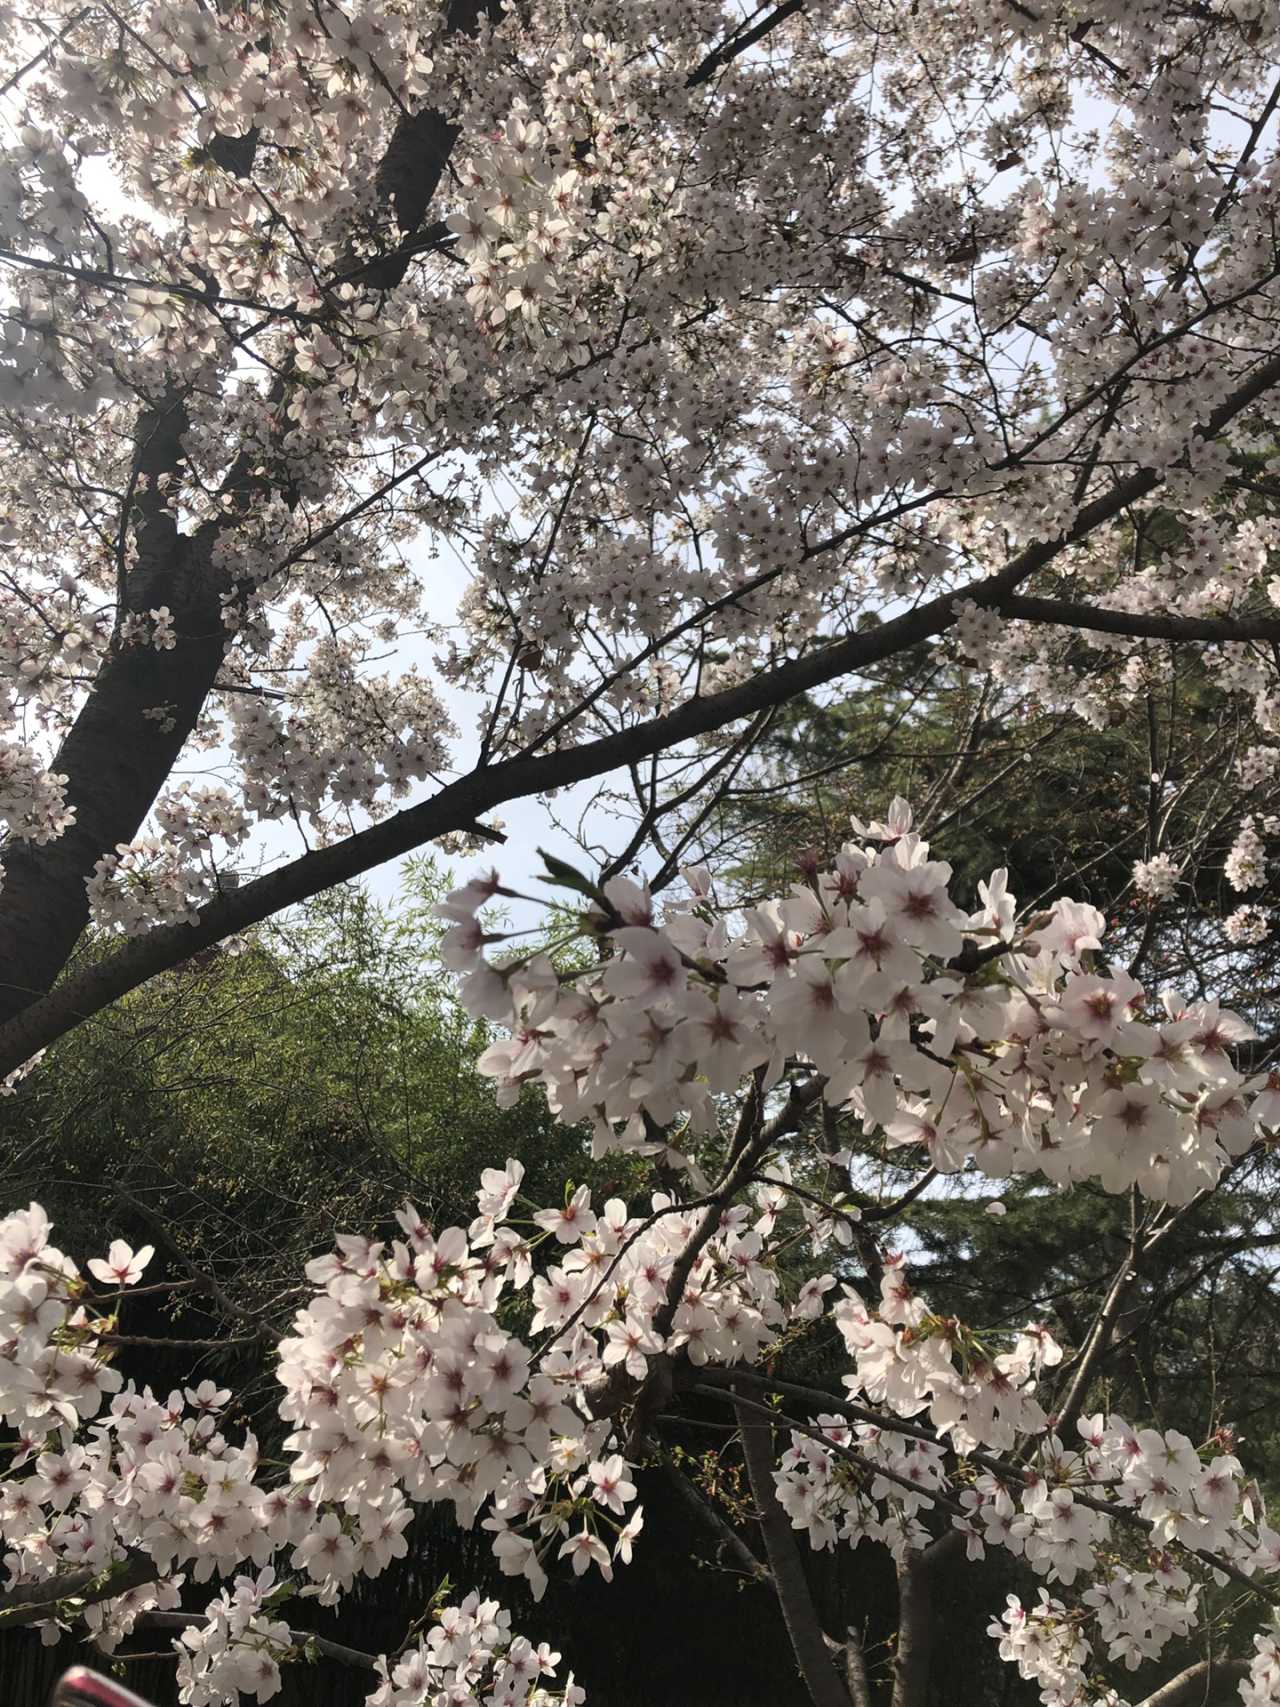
[{"xmin": 1, "ymin": 0, "xmax": 1280, "ymax": 1061}]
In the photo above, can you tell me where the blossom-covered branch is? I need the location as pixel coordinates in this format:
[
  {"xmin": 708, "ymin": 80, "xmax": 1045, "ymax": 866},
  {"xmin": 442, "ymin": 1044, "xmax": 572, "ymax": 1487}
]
[{"xmin": 4, "ymin": 808, "xmax": 1280, "ymax": 1706}]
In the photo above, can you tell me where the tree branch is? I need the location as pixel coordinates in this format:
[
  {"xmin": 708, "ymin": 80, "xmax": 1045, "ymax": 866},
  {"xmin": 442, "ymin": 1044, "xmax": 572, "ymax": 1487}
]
[
  {"xmin": 361, "ymin": 0, "xmax": 503, "ymax": 289},
  {"xmin": 0, "ymin": 1553, "xmax": 157, "ymax": 1631},
  {"xmin": 1135, "ymin": 1656, "xmax": 1248, "ymax": 1707},
  {"xmin": 4, "ymin": 348, "xmax": 1280, "ymax": 1065},
  {"xmin": 136, "ymin": 1609, "xmax": 379, "ymax": 1671},
  {"xmin": 837, "ymin": 1626, "xmax": 873, "ymax": 1707},
  {"xmin": 656, "ymin": 1460, "xmax": 773, "ymax": 1582},
  {"xmin": 890, "ymin": 1533, "xmax": 962, "ymax": 1707},
  {"xmin": 734, "ymin": 1390, "xmax": 855, "ymax": 1707},
  {"xmin": 998, "ymin": 594, "xmax": 1280, "ymax": 644},
  {"xmin": 686, "ymin": 0, "xmax": 806, "ymax": 87},
  {"xmin": 0, "ymin": 0, "xmax": 502, "ymax": 1028}
]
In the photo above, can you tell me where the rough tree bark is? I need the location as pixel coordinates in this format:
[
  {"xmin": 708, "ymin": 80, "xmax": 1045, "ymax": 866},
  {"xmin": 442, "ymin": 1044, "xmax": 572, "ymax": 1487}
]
[
  {"xmin": 889, "ymin": 1532, "xmax": 962, "ymax": 1707},
  {"xmin": 735, "ymin": 1391, "xmax": 855, "ymax": 1707}
]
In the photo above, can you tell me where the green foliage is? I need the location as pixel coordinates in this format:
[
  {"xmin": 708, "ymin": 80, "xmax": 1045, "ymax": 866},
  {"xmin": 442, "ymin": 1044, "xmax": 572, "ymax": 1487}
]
[{"xmin": 0, "ymin": 859, "xmax": 627, "ymax": 1340}]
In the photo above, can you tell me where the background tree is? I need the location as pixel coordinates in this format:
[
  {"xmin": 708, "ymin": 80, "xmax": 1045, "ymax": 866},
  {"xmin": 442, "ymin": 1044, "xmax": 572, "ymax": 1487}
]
[
  {"xmin": 671, "ymin": 623, "xmax": 1280, "ymax": 1690},
  {"xmin": 1, "ymin": 863, "xmax": 613, "ymax": 1326}
]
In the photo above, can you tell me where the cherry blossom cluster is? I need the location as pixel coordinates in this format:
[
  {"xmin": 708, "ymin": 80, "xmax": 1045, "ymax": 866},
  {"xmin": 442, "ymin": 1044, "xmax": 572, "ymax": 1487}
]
[
  {"xmin": 117, "ymin": 608, "xmax": 178, "ymax": 652},
  {"xmin": 175, "ymin": 1572, "xmax": 296, "ymax": 1706},
  {"xmin": 439, "ymin": 24, "xmax": 723, "ymax": 366},
  {"xmin": 363, "ymin": 1595, "xmax": 583, "ymax": 1707},
  {"xmin": 82, "ymin": 784, "xmax": 253, "ymax": 932},
  {"xmin": 0, "ymin": 1151, "xmax": 820, "ymax": 1623},
  {"xmin": 833, "ymin": 1257, "xmax": 1061, "ymax": 1457},
  {"xmin": 990, "ymin": 1593, "xmax": 1113, "ymax": 1707},
  {"xmin": 1226, "ymin": 819, "xmax": 1268, "ymax": 893},
  {"xmin": 0, "ymin": 744, "xmax": 73, "ymax": 850},
  {"xmin": 1225, "ymin": 906, "xmax": 1272, "ymax": 947},
  {"xmin": 1244, "ymin": 1623, "xmax": 1280, "ymax": 1707},
  {"xmin": 447, "ymin": 802, "xmax": 1271, "ymax": 1205},
  {"xmin": 1130, "ymin": 856, "xmax": 1178, "ymax": 902},
  {"xmin": 176, "ymin": 1574, "xmax": 577, "ymax": 1707},
  {"xmin": 11, "ymin": 799, "xmax": 1280, "ymax": 1699},
  {"xmin": 775, "ymin": 1257, "xmax": 1280, "ymax": 1702},
  {"xmin": 774, "ymin": 1418, "xmax": 949, "ymax": 1564},
  {"xmin": 991, "ymin": 1561, "xmax": 1211, "ymax": 1707},
  {"xmin": 2, "ymin": 1145, "xmax": 1278, "ymax": 1707},
  {"xmin": 0, "ymin": 1201, "xmax": 592, "ymax": 1705},
  {"xmin": 87, "ymin": 837, "xmax": 230, "ymax": 935},
  {"xmin": 223, "ymin": 662, "xmax": 454, "ymax": 835}
]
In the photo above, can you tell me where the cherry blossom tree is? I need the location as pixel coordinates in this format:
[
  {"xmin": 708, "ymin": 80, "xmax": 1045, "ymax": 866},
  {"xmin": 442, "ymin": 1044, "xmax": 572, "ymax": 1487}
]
[
  {"xmin": 6, "ymin": 0, "xmax": 1280, "ymax": 1701},
  {"xmin": 0, "ymin": 0, "xmax": 1279, "ymax": 1065}
]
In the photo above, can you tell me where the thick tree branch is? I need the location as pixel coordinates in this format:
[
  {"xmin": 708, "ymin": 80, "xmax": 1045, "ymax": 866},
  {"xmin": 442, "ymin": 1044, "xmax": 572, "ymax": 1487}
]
[
  {"xmin": 734, "ymin": 1391, "xmax": 855, "ymax": 1707},
  {"xmin": 3, "ymin": 304, "xmax": 1280, "ymax": 1065},
  {"xmin": 0, "ymin": 1, "xmax": 501, "ymax": 1028},
  {"xmin": 686, "ymin": 0, "xmax": 806, "ymax": 87},
  {"xmin": 889, "ymin": 1533, "xmax": 962, "ymax": 1707},
  {"xmin": 361, "ymin": 0, "xmax": 503, "ymax": 289},
  {"xmin": 0, "ymin": 1553, "xmax": 157, "ymax": 1630},
  {"xmin": 0, "ymin": 393, "xmax": 229, "ymax": 1021},
  {"xmin": 998, "ymin": 594, "xmax": 1280, "ymax": 644},
  {"xmin": 837, "ymin": 1627, "xmax": 873, "ymax": 1707}
]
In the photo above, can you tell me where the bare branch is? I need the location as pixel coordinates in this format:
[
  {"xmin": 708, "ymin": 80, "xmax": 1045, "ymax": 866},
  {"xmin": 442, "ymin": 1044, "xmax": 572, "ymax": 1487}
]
[
  {"xmin": 656, "ymin": 1460, "xmax": 773, "ymax": 1582},
  {"xmin": 0, "ymin": 1553, "xmax": 157, "ymax": 1631},
  {"xmin": 1135, "ymin": 1656, "xmax": 1248, "ymax": 1707},
  {"xmin": 734, "ymin": 1389, "xmax": 855, "ymax": 1707}
]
